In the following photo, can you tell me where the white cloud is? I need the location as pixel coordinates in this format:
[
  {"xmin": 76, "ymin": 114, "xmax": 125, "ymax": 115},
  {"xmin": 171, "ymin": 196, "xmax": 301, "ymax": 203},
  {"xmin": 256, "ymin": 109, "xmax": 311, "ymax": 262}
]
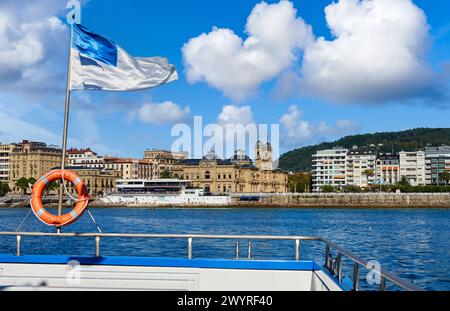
[
  {"xmin": 0, "ymin": 0, "xmax": 68, "ymax": 94},
  {"xmin": 280, "ymin": 105, "xmax": 358, "ymax": 147},
  {"xmin": 182, "ymin": 1, "xmax": 313, "ymax": 100},
  {"xmin": 300, "ymin": 0, "xmax": 435, "ymax": 103},
  {"xmin": 0, "ymin": 1, "xmax": 67, "ymax": 148},
  {"xmin": 185, "ymin": 0, "xmax": 444, "ymax": 104},
  {"xmin": 138, "ymin": 101, "xmax": 190, "ymax": 125},
  {"xmin": 0, "ymin": 110, "xmax": 60, "ymax": 145},
  {"xmin": 279, "ymin": 105, "xmax": 312, "ymax": 140},
  {"xmin": 217, "ymin": 105, "xmax": 254, "ymax": 125}
]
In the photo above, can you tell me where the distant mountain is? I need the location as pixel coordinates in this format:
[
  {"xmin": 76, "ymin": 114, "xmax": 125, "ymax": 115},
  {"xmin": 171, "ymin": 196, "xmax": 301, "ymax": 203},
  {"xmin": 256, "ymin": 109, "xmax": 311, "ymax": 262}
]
[{"xmin": 278, "ymin": 128, "xmax": 450, "ymax": 172}]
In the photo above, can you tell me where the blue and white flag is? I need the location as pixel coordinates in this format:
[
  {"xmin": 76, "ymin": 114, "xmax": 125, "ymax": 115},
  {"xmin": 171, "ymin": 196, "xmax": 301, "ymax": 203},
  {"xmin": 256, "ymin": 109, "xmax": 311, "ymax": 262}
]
[{"xmin": 70, "ymin": 24, "xmax": 178, "ymax": 91}]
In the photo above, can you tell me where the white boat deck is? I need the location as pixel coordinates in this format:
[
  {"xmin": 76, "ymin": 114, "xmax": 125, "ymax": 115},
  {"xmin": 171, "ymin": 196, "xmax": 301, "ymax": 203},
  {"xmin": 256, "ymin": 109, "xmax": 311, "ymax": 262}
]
[
  {"xmin": 0, "ymin": 232, "xmax": 423, "ymax": 291},
  {"xmin": 0, "ymin": 256, "xmax": 341, "ymax": 291}
]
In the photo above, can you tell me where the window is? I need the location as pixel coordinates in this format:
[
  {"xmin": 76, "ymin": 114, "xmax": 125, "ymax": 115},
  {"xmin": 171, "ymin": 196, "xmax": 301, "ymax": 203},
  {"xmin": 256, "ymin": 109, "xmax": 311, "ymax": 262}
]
[{"xmin": 205, "ymin": 171, "xmax": 210, "ymax": 179}]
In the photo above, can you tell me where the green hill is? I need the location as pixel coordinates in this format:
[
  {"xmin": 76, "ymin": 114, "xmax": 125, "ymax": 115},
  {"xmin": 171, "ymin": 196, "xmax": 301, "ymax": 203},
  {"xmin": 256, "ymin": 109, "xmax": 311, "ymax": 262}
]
[{"xmin": 278, "ymin": 128, "xmax": 450, "ymax": 172}]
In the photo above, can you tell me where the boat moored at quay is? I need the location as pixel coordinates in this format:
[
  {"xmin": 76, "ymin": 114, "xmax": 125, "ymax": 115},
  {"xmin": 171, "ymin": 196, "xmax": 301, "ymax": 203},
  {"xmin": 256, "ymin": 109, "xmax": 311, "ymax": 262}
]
[{"xmin": 100, "ymin": 179, "xmax": 232, "ymax": 206}]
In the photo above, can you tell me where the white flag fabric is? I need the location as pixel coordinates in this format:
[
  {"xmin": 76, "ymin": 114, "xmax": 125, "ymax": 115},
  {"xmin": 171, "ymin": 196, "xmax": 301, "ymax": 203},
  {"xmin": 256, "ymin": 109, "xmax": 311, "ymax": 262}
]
[{"xmin": 70, "ymin": 24, "xmax": 178, "ymax": 91}]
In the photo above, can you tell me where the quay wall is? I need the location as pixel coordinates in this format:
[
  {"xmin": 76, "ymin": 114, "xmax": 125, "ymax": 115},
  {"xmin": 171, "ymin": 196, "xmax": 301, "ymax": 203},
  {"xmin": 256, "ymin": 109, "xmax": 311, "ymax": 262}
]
[{"xmin": 243, "ymin": 193, "xmax": 450, "ymax": 208}]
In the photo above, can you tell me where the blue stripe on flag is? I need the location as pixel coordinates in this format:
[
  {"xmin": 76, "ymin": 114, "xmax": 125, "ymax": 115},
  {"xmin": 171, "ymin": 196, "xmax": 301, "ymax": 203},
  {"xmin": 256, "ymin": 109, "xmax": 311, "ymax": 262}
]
[
  {"xmin": 83, "ymin": 84, "xmax": 103, "ymax": 90},
  {"xmin": 72, "ymin": 24, "xmax": 118, "ymax": 67},
  {"xmin": 79, "ymin": 55, "xmax": 102, "ymax": 67}
]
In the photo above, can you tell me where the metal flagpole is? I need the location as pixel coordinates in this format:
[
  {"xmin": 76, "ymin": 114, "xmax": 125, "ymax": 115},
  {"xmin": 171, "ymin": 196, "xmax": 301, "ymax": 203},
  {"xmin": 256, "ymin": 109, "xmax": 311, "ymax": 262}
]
[{"xmin": 56, "ymin": 25, "xmax": 74, "ymax": 234}]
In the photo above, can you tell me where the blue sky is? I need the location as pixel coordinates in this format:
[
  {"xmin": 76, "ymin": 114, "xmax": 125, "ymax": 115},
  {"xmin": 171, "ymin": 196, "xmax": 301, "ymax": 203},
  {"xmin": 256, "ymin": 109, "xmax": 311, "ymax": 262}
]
[{"xmin": 0, "ymin": 0, "xmax": 449, "ymax": 159}]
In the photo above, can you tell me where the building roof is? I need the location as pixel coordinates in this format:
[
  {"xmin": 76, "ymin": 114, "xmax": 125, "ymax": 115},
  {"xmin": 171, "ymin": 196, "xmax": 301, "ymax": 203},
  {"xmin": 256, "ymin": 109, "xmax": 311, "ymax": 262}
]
[
  {"xmin": 348, "ymin": 146, "xmax": 378, "ymax": 155},
  {"xmin": 13, "ymin": 140, "xmax": 61, "ymax": 153},
  {"xmin": 378, "ymin": 153, "xmax": 399, "ymax": 160},
  {"xmin": 104, "ymin": 157, "xmax": 149, "ymax": 165},
  {"xmin": 67, "ymin": 148, "xmax": 97, "ymax": 155},
  {"xmin": 229, "ymin": 149, "xmax": 253, "ymax": 164},
  {"xmin": 177, "ymin": 159, "xmax": 202, "ymax": 166},
  {"xmin": 425, "ymin": 145, "xmax": 450, "ymax": 154}
]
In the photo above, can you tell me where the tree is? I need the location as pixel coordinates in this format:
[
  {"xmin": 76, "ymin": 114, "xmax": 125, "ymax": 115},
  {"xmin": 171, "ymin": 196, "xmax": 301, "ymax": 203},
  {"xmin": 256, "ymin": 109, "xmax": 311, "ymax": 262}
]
[
  {"xmin": 321, "ymin": 185, "xmax": 335, "ymax": 193},
  {"xmin": 398, "ymin": 176, "xmax": 411, "ymax": 186},
  {"xmin": 160, "ymin": 169, "xmax": 173, "ymax": 179},
  {"xmin": 439, "ymin": 171, "xmax": 450, "ymax": 185},
  {"xmin": 15, "ymin": 177, "xmax": 30, "ymax": 194},
  {"xmin": 45, "ymin": 181, "xmax": 59, "ymax": 195},
  {"xmin": 362, "ymin": 169, "xmax": 375, "ymax": 178},
  {"xmin": 15, "ymin": 177, "xmax": 37, "ymax": 195},
  {"xmin": 0, "ymin": 182, "xmax": 10, "ymax": 197},
  {"xmin": 28, "ymin": 177, "xmax": 37, "ymax": 186},
  {"xmin": 343, "ymin": 185, "xmax": 362, "ymax": 193},
  {"xmin": 288, "ymin": 173, "xmax": 311, "ymax": 193}
]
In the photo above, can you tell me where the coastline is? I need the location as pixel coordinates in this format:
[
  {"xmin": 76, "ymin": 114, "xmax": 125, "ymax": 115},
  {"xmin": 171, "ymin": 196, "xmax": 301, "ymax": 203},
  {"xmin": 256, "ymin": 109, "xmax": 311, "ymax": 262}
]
[
  {"xmin": 2, "ymin": 192, "xmax": 450, "ymax": 209},
  {"xmin": 1, "ymin": 203, "xmax": 449, "ymax": 210}
]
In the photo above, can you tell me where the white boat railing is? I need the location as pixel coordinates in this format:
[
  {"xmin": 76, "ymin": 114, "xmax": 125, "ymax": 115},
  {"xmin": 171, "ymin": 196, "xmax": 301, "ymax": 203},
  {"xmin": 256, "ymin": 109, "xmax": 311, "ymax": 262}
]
[{"xmin": 0, "ymin": 231, "xmax": 423, "ymax": 291}]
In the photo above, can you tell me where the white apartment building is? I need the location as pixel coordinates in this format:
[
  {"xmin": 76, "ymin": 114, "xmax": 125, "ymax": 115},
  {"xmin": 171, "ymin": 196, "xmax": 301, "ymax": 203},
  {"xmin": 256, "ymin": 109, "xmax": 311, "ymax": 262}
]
[
  {"xmin": 68, "ymin": 148, "xmax": 104, "ymax": 168},
  {"xmin": 346, "ymin": 147, "xmax": 378, "ymax": 189},
  {"xmin": 312, "ymin": 147, "xmax": 348, "ymax": 192},
  {"xmin": 0, "ymin": 143, "xmax": 15, "ymax": 183},
  {"xmin": 399, "ymin": 151, "xmax": 426, "ymax": 186}
]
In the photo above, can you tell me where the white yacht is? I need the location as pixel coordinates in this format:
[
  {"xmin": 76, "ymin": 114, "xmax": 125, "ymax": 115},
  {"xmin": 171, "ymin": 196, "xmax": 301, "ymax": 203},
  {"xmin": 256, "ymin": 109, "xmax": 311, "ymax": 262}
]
[{"xmin": 101, "ymin": 179, "xmax": 231, "ymax": 206}]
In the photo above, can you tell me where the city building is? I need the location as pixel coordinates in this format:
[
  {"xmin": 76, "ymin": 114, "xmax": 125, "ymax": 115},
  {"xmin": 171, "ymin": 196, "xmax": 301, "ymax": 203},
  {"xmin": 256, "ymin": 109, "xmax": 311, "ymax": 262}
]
[
  {"xmin": 68, "ymin": 148, "xmax": 104, "ymax": 168},
  {"xmin": 8, "ymin": 140, "xmax": 62, "ymax": 193},
  {"xmin": 399, "ymin": 151, "xmax": 426, "ymax": 186},
  {"xmin": 68, "ymin": 149, "xmax": 153, "ymax": 180},
  {"xmin": 0, "ymin": 143, "xmax": 15, "ymax": 183},
  {"xmin": 376, "ymin": 153, "xmax": 400, "ymax": 185},
  {"xmin": 346, "ymin": 146, "xmax": 378, "ymax": 189},
  {"xmin": 172, "ymin": 150, "xmax": 288, "ymax": 194},
  {"xmin": 61, "ymin": 166, "xmax": 121, "ymax": 196},
  {"xmin": 144, "ymin": 149, "xmax": 188, "ymax": 178},
  {"xmin": 312, "ymin": 147, "xmax": 348, "ymax": 192},
  {"xmin": 103, "ymin": 157, "xmax": 153, "ymax": 180},
  {"xmin": 425, "ymin": 146, "xmax": 450, "ymax": 185}
]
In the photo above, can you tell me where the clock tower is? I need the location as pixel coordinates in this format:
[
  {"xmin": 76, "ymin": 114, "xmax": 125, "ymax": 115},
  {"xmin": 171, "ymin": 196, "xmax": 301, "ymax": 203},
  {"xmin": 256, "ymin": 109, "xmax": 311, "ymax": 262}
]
[{"xmin": 255, "ymin": 141, "xmax": 273, "ymax": 171}]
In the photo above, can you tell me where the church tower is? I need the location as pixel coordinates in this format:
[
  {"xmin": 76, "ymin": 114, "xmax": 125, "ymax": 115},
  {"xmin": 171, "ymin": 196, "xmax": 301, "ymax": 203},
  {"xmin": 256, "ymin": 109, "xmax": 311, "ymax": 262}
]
[{"xmin": 255, "ymin": 141, "xmax": 273, "ymax": 171}]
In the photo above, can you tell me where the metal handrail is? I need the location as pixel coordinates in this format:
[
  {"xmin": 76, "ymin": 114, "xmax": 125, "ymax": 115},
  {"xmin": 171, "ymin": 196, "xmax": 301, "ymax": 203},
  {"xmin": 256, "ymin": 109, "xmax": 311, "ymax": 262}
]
[
  {"xmin": 0, "ymin": 231, "xmax": 423, "ymax": 291},
  {"xmin": 321, "ymin": 238, "xmax": 424, "ymax": 291}
]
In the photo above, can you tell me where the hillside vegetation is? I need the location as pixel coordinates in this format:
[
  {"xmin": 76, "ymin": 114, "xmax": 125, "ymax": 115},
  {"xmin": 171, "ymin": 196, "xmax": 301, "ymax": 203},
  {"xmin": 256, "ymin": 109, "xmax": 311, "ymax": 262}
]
[{"xmin": 279, "ymin": 128, "xmax": 450, "ymax": 172}]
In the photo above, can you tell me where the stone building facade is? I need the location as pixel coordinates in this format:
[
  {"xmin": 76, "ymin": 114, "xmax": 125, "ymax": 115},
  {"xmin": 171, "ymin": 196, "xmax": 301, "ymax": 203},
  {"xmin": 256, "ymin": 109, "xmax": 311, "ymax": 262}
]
[
  {"xmin": 8, "ymin": 140, "xmax": 62, "ymax": 193},
  {"xmin": 65, "ymin": 166, "xmax": 121, "ymax": 196},
  {"xmin": 172, "ymin": 150, "xmax": 288, "ymax": 194},
  {"xmin": 144, "ymin": 149, "xmax": 188, "ymax": 179}
]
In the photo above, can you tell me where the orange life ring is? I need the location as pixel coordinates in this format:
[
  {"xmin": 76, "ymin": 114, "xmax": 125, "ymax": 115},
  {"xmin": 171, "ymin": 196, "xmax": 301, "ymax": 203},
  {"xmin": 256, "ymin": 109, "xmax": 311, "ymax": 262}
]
[{"xmin": 31, "ymin": 170, "xmax": 89, "ymax": 227}]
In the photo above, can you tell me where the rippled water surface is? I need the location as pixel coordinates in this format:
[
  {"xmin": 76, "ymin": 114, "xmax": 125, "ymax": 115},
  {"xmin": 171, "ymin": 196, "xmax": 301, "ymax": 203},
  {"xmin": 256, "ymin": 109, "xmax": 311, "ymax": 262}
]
[{"xmin": 0, "ymin": 207, "xmax": 448, "ymax": 290}]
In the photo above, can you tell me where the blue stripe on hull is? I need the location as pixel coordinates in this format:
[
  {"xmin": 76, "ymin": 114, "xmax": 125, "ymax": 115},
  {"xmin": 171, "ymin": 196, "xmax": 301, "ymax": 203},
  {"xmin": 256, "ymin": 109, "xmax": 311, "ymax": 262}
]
[{"xmin": 0, "ymin": 255, "xmax": 319, "ymax": 271}]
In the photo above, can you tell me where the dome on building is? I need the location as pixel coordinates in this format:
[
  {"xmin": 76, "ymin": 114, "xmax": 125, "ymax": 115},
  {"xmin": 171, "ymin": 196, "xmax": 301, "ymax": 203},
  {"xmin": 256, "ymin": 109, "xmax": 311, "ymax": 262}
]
[
  {"xmin": 202, "ymin": 149, "xmax": 220, "ymax": 161},
  {"xmin": 230, "ymin": 149, "xmax": 253, "ymax": 165}
]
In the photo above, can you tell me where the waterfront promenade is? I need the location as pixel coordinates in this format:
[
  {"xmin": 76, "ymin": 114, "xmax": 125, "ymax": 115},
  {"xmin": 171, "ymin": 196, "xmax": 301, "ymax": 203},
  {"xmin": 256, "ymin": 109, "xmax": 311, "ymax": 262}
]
[{"xmin": 1, "ymin": 193, "xmax": 449, "ymax": 208}]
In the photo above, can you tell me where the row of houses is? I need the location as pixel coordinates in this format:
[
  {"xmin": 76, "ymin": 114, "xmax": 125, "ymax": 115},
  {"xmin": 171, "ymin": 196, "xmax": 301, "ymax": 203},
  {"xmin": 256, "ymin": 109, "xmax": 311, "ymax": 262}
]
[
  {"xmin": 0, "ymin": 140, "xmax": 188, "ymax": 195},
  {"xmin": 312, "ymin": 145, "xmax": 450, "ymax": 192},
  {"xmin": 0, "ymin": 140, "xmax": 289, "ymax": 195}
]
